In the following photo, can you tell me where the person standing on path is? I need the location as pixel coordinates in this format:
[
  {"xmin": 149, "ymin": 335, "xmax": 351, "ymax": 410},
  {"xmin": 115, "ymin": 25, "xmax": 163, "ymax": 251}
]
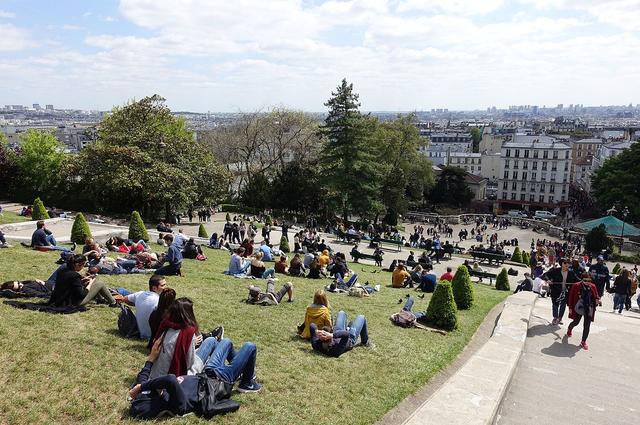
[
  {"xmin": 611, "ymin": 269, "xmax": 632, "ymax": 314},
  {"xmin": 566, "ymin": 275, "xmax": 601, "ymax": 350},
  {"xmin": 588, "ymin": 255, "xmax": 611, "ymax": 297},
  {"xmin": 542, "ymin": 258, "xmax": 580, "ymax": 325}
]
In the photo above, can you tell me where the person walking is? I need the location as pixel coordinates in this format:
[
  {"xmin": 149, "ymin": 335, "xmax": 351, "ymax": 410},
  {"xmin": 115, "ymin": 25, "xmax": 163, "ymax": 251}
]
[
  {"xmin": 588, "ymin": 255, "xmax": 611, "ymax": 297},
  {"xmin": 566, "ymin": 275, "xmax": 601, "ymax": 350},
  {"xmin": 542, "ymin": 258, "xmax": 580, "ymax": 325},
  {"xmin": 611, "ymin": 269, "xmax": 632, "ymax": 314}
]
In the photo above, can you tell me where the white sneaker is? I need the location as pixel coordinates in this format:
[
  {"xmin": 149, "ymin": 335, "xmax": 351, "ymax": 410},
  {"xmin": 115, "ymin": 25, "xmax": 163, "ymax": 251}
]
[{"xmin": 374, "ymin": 284, "xmax": 381, "ymax": 292}]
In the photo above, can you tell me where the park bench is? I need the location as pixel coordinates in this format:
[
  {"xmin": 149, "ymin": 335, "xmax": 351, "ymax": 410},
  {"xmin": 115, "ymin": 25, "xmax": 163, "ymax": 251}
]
[
  {"xmin": 469, "ymin": 269, "xmax": 498, "ymax": 285},
  {"xmin": 376, "ymin": 238, "xmax": 403, "ymax": 252},
  {"xmin": 335, "ymin": 229, "xmax": 362, "ymax": 244},
  {"xmin": 350, "ymin": 251, "xmax": 379, "ymax": 263},
  {"xmin": 469, "ymin": 250, "xmax": 508, "ymax": 265}
]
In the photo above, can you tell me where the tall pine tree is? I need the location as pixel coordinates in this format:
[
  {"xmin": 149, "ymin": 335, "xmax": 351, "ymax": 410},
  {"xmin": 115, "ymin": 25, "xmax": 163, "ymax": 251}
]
[{"xmin": 320, "ymin": 79, "xmax": 382, "ymax": 221}]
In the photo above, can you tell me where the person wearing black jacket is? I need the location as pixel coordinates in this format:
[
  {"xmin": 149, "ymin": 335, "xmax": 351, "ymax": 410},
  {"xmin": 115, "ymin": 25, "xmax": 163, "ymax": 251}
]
[
  {"xmin": 542, "ymin": 258, "xmax": 580, "ymax": 325},
  {"xmin": 48, "ymin": 254, "xmax": 116, "ymax": 307},
  {"xmin": 611, "ymin": 269, "xmax": 632, "ymax": 314}
]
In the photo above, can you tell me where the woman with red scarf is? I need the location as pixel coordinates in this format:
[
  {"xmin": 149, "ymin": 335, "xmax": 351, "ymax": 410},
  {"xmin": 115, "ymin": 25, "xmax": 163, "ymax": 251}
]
[{"xmin": 566, "ymin": 274, "xmax": 601, "ymax": 350}]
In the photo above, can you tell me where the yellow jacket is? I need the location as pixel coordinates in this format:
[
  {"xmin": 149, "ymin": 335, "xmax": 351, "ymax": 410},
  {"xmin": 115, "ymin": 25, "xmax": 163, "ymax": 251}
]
[
  {"xmin": 299, "ymin": 305, "xmax": 332, "ymax": 339},
  {"xmin": 318, "ymin": 250, "xmax": 330, "ymax": 267}
]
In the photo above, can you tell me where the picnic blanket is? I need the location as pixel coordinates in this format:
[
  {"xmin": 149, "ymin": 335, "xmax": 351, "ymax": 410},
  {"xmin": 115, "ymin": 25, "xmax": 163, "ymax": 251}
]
[{"xmin": 3, "ymin": 300, "xmax": 86, "ymax": 314}]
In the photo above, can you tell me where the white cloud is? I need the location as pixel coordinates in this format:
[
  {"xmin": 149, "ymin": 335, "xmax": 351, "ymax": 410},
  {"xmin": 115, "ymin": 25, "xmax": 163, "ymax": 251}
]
[
  {"xmin": 0, "ymin": 9, "xmax": 15, "ymax": 18},
  {"xmin": 0, "ymin": 24, "xmax": 36, "ymax": 51},
  {"xmin": 398, "ymin": 0, "xmax": 505, "ymax": 15}
]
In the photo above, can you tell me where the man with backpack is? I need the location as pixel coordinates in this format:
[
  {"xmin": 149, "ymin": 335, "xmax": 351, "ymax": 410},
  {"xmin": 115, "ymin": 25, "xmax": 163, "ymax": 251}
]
[
  {"xmin": 114, "ymin": 275, "xmax": 167, "ymax": 340},
  {"xmin": 566, "ymin": 275, "xmax": 601, "ymax": 350}
]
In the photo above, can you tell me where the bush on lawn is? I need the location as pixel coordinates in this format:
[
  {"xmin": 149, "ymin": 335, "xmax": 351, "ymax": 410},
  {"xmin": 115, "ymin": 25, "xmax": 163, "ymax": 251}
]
[
  {"xmin": 521, "ymin": 251, "xmax": 530, "ymax": 266},
  {"xmin": 32, "ymin": 197, "xmax": 49, "ymax": 220},
  {"xmin": 496, "ymin": 268, "xmax": 510, "ymax": 291},
  {"xmin": 511, "ymin": 246, "xmax": 522, "ymax": 263},
  {"xmin": 279, "ymin": 235, "xmax": 290, "ymax": 253},
  {"xmin": 128, "ymin": 210, "xmax": 149, "ymax": 242},
  {"xmin": 451, "ymin": 265, "xmax": 474, "ymax": 309},
  {"xmin": 426, "ymin": 281, "xmax": 458, "ymax": 331},
  {"xmin": 70, "ymin": 213, "xmax": 92, "ymax": 244},
  {"xmin": 265, "ymin": 215, "xmax": 273, "ymax": 226},
  {"xmin": 198, "ymin": 223, "xmax": 208, "ymax": 239},
  {"xmin": 612, "ymin": 263, "xmax": 621, "ymax": 275}
]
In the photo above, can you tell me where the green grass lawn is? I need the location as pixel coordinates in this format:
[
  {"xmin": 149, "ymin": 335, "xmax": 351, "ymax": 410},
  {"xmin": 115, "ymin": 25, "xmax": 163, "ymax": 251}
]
[
  {"xmin": 0, "ymin": 211, "xmax": 30, "ymax": 225},
  {"xmin": 0, "ymin": 246, "xmax": 508, "ymax": 424}
]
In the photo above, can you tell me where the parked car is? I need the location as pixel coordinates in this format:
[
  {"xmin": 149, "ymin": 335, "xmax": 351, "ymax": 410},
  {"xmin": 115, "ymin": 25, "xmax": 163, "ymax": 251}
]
[
  {"xmin": 507, "ymin": 210, "xmax": 528, "ymax": 218},
  {"xmin": 534, "ymin": 210, "xmax": 557, "ymax": 220}
]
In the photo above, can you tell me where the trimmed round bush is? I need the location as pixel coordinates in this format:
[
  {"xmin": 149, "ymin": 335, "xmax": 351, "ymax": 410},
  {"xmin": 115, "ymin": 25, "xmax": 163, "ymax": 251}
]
[
  {"xmin": 128, "ymin": 211, "xmax": 149, "ymax": 242},
  {"xmin": 612, "ymin": 263, "xmax": 621, "ymax": 275},
  {"xmin": 511, "ymin": 246, "xmax": 522, "ymax": 263},
  {"xmin": 265, "ymin": 215, "xmax": 273, "ymax": 226},
  {"xmin": 70, "ymin": 213, "xmax": 92, "ymax": 244},
  {"xmin": 521, "ymin": 251, "xmax": 530, "ymax": 266},
  {"xmin": 198, "ymin": 223, "xmax": 208, "ymax": 239},
  {"xmin": 225, "ymin": 212, "xmax": 231, "ymax": 222},
  {"xmin": 496, "ymin": 268, "xmax": 510, "ymax": 291},
  {"xmin": 451, "ymin": 265, "xmax": 475, "ymax": 310},
  {"xmin": 426, "ymin": 280, "xmax": 458, "ymax": 331},
  {"xmin": 279, "ymin": 235, "xmax": 290, "ymax": 253},
  {"xmin": 32, "ymin": 197, "xmax": 49, "ymax": 220}
]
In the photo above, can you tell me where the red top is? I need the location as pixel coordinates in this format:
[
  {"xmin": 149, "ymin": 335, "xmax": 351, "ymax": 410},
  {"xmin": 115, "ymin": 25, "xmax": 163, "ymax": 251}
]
[
  {"xmin": 568, "ymin": 280, "xmax": 600, "ymax": 322},
  {"xmin": 440, "ymin": 272, "xmax": 454, "ymax": 282}
]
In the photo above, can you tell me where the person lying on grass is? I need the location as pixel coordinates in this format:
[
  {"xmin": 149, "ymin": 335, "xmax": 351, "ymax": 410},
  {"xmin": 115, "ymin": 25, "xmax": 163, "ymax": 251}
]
[
  {"xmin": 129, "ymin": 336, "xmax": 260, "ymax": 419},
  {"xmin": 48, "ymin": 254, "xmax": 117, "ymax": 307},
  {"xmin": 309, "ymin": 311, "xmax": 370, "ymax": 357},
  {"xmin": 297, "ymin": 289, "xmax": 332, "ymax": 339},
  {"xmin": 148, "ymin": 298, "xmax": 231, "ymax": 380},
  {"xmin": 1, "ymin": 279, "xmax": 52, "ymax": 298},
  {"xmin": 246, "ymin": 279, "xmax": 293, "ymax": 305}
]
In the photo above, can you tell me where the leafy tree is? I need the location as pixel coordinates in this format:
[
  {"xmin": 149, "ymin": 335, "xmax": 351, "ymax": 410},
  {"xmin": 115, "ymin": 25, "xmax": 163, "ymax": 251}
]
[
  {"xmin": 451, "ymin": 265, "xmax": 475, "ymax": 309},
  {"xmin": 238, "ymin": 173, "xmax": 272, "ymax": 211},
  {"xmin": 279, "ymin": 235, "xmax": 290, "ymax": 253},
  {"xmin": 198, "ymin": 224, "xmax": 208, "ymax": 239},
  {"xmin": 70, "ymin": 213, "xmax": 92, "ymax": 244},
  {"xmin": 0, "ymin": 136, "xmax": 18, "ymax": 197},
  {"xmin": 65, "ymin": 95, "xmax": 230, "ymax": 218},
  {"xmin": 128, "ymin": 211, "xmax": 149, "ymax": 242},
  {"xmin": 470, "ymin": 127, "xmax": 482, "ymax": 153},
  {"xmin": 592, "ymin": 142, "xmax": 640, "ymax": 221},
  {"xmin": 14, "ymin": 130, "xmax": 65, "ymax": 199},
  {"xmin": 584, "ymin": 224, "xmax": 613, "ymax": 254},
  {"xmin": 496, "ymin": 268, "xmax": 510, "ymax": 291},
  {"xmin": 320, "ymin": 79, "xmax": 383, "ymax": 220},
  {"xmin": 269, "ymin": 161, "xmax": 325, "ymax": 216},
  {"xmin": 32, "ymin": 197, "xmax": 50, "ymax": 220},
  {"xmin": 612, "ymin": 263, "xmax": 621, "ymax": 274},
  {"xmin": 511, "ymin": 247, "xmax": 522, "ymax": 263},
  {"xmin": 429, "ymin": 166, "xmax": 473, "ymax": 207},
  {"xmin": 426, "ymin": 281, "xmax": 458, "ymax": 330}
]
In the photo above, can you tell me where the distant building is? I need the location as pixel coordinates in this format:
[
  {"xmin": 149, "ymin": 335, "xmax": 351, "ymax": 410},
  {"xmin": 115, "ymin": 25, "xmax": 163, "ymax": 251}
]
[
  {"xmin": 32, "ymin": 104, "xmax": 41, "ymax": 110},
  {"xmin": 497, "ymin": 135, "xmax": 572, "ymax": 212},
  {"xmin": 583, "ymin": 140, "xmax": 637, "ymax": 192},
  {"xmin": 45, "ymin": 104, "xmax": 54, "ymax": 110},
  {"xmin": 447, "ymin": 152, "xmax": 482, "ymax": 175},
  {"xmin": 569, "ymin": 138, "xmax": 603, "ymax": 183},
  {"xmin": 418, "ymin": 131, "xmax": 472, "ymax": 166}
]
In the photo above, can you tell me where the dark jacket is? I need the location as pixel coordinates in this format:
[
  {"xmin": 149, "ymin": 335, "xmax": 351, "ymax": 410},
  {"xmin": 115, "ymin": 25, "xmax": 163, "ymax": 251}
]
[
  {"xmin": 310, "ymin": 323, "xmax": 353, "ymax": 358},
  {"xmin": 541, "ymin": 268, "xmax": 580, "ymax": 299},
  {"xmin": 612, "ymin": 276, "xmax": 631, "ymax": 296},
  {"xmin": 48, "ymin": 269, "xmax": 87, "ymax": 306}
]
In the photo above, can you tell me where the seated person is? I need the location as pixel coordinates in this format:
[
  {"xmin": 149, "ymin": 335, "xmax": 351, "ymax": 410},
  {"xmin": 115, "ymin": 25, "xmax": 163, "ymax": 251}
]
[
  {"xmin": 288, "ymin": 254, "xmax": 306, "ymax": 277},
  {"xmin": 207, "ymin": 232, "xmax": 220, "ymax": 249},
  {"xmin": 307, "ymin": 257, "xmax": 327, "ymax": 279},
  {"xmin": 182, "ymin": 238, "xmax": 203, "ymax": 259},
  {"xmin": 439, "ymin": 267, "xmax": 454, "ymax": 282},
  {"xmin": 392, "ymin": 264, "xmax": 412, "ymax": 288},
  {"xmin": 82, "ymin": 238, "xmax": 106, "ymax": 264},
  {"xmin": 514, "ymin": 272, "xmax": 534, "ymax": 294},
  {"xmin": 274, "ymin": 255, "xmax": 288, "ymax": 274},
  {"xmin": 114, "ymin": 275, "xmax": 167, "ymax": 340},
  {"xmin": 156, "ymin": 233, "xmax": 166, "ymax": 247},
  {"xmin": 386, "ymin": 259, "xmax": 398, "ymax": 273},
  {"xmin": 303, "ymin": 252, "xmax": 315, "ymax": 269},
  {"xmin": 309, "ymin": 310, "xmax": 369, "ymax": 357},
  {"xmin": 246, "ymin": 279, "xmax": 293, "ymax": 305},
  {"xmin": 406, "ymin": 251, "xmax": 415, "ymax": 264},
  {"xmin": 298, "ymin": 289, "xmax": 332, "ymax": 339},
  {"xmin": 240, "ymin": 238, "xmax": 253, "ymax": 257},
  {"xmin": 225, "ymin": 247, "xmax": 250, "ymax": 275},
  {"xmin": 532, "ymin": 275, "xmax": 548, "ymax": 297},
  {"xmin": 472, "ymin": 262, "xmax": 486, "ymax": 282},
  {"xmin": 48, "ymin": 254, "xmax": 116, "ymax": 307},
  {"xmin": 417, "ymin": 266, "xmax": 437, "ymax": 293},
  {"xmin": 25, "ymin": 220, "xmax": 76, "ymax": 252},
  {"xmin": 350, "ymin": 244, "xmax": 361, "ymax": 260},
  {"xmin": 318, "ymin": 250, "xmax": 331, "ymax": 269},
  {"xmin": 409, "ymin": 265, "xmax": 423, "ymax": 284},
  {"xmin": 156, "ymin": 222, "xmax": 173, "ymax": 233},
  {"xmin": 0, "ymin": 230, "xmax": 11, "ymax": 248},
  {"xmin": 1, "ymin": 279, "xmax": 53, "ymax": 298},
  {"xmin": 155, "ymin": 234, "xmax": 183, "ymax": 276},
  {"xmin": 147, "ymin": 287, "xmax": 177, "ymax": 348},
  {"xmin": 128, "ymin": 335, "xmax": 261, "ymax": 419},
  {"xmin": 258, "ymin": 241, "xmax": 273, "ymax": 261},
  {"xmin": 249, "ymin": 252, "xmax": 276, "ymax": 279}
]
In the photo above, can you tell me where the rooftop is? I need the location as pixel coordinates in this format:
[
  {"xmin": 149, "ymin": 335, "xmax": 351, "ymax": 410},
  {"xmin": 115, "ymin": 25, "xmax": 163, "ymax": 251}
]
[{"xmin": 503, "ymin": 135, "xmax": 570, "ymax": 149}]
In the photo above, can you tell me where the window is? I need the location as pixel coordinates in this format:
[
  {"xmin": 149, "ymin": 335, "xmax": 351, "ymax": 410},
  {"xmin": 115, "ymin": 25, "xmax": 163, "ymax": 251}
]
[
  {"xmin": 553, "ymin": 151, "xmax": 558, "ymax": 159},
  {"xmin": 512, "ymin": 182, "xmax": 517, "ymax": 190},
  {"xmin": 543, "ymin": 150, "xmax": 549, "ymax": 159},
  {"xmin": 549, "ymin": 184, "xmax": 555, "ymax": 193},
  {"xmin": 520, "ymin": 194, "xmax": 525, "ymax": 201},
  {"xmin": 503, "ymin": 181, "xmax": 508, "ymax": 189},
  {"xmin": 506, "ymin": 149, "xmax": 511, "ymax": 157},
  {"xmin": 564, "ymin": 162, "xmax": 569, "ymax": 171},
  {"xmin": 470, "ymin": 166, "xmax": 474, "ymax": 172},
  {"xmin": 504, "ymin": 171, "xmax": 509, "ymax": 179},
  {"xmin": 521, "ymin": 182, "xmax": 526, "ymax": 191},
  {"xmin": 563, "ymin": 173, "xmax": 568, "ymax": 182},
  {"xmin": 539, "ymin": 195, "xmax": 545, "ymax": 203},
  {"xmin": 532, "ymin": 172, "xmax": 537, "ymax": 180},
  {"xmin": 550, "ymin": 172, "xmax": 556, "ymax": 181},
  {"xmin": 524, "ymin": 150, "xmax": 529, "ymax": 158},
  {"xmin": 562, "ymin": 185, "xmax": 566, "ymax": 194},
  {"xmin": 541, "ymin": 162, "xmax": 547, "ymax": 171},
  {"xmin": 514, "ymin": 160, "xmax": 519, "ymax": 169},
  {"xmin": 565, "ymin": 151, "xmax": 569, "ymax": 159},
  {"xmin": 551, "ymin": 164, "xmax": 557, "ymax": 171},
  {"xmin": 561, "ymin": 195, "xmax": 565, "ymax": 201},
  {"xmin": 478, "ymin": 166, "xmax": 481, "ymax": 171},
  {"xmin": 515, "ymin": 149, "xmax": 520, "ymax": 158},
  {"xmin": 512, "ymin": 171, "xmax": 517, "ymax": 179},
  {"xmin": 542, "ymin": 172, "xmax": 547, "ymax": 180},
  {"xmin": 529, "ymin": 194, "xmax": 535, "ymax": 202},
  {"xmin": 533, "ymin": 150, "xmax": 539, "ymax": 158},
  {"xmin": 502, "ymin": 192, "xmax": 507, "ymax": 199},
  {"xmin": 523, "ymin": 161, "xmax": 528, "ymax": 169},
  {"xmin": 511, "ymin": 193, "xmax": 516, "ymax": 200},
  {"xmin": 540, "ymin": 183, "xmax": 546, "ymax": 192},
  {"xmin": 577, "ymin": 151, "xmax": 582, "ymax": 158},
  {"xmin": 505, "ymin": 159, "xmax": 510, "ymax": 169},
  {"xmin": 549, "ymin": 195, "xmax": 554, "ymax": 203},
  {"xmin": 522, "ymin": 172, "xmax": 527, "ymax": 180}
]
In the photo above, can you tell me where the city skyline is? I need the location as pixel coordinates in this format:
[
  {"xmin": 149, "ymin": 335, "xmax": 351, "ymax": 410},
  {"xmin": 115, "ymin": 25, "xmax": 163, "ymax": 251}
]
[{"xmin": 1, "ymin": 0, "xmax": 640, "ymax": 112}]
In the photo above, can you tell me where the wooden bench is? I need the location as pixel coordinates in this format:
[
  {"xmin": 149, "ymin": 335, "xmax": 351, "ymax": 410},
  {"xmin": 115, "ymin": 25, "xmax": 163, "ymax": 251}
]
[
  {"xmin": 336, "ymin": 230, "xmax": 362, "ymax": 244},
  {"xmin": 350, "ymin": 251, "xmax": 379, "ymax": 263},
  {"xmin": 469, "ymin": 251, "xmax": 508, "ymax": 265},
  {"xmin": 376, "ymin": 238, "xmax": 403, "ymax": 252},
  {"xmin": 469, "ymin": 269, "xmax": 498, "ymax": 285}
]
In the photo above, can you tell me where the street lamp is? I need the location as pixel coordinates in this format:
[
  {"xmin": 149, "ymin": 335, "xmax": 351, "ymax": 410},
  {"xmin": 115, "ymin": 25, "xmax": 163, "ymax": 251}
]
[{"xmin": 620, "ymin": 206, "xmax": 629, "ymax": 253}]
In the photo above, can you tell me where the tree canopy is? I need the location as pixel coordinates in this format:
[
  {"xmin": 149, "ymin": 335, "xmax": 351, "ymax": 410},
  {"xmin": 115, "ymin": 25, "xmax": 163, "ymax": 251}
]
[
  {"xmin": 428, "ymin": 166, "xmax": 473, "ymax": 207},
  {"xmin": 13, "ymin": 130, "xmax": 65, "ymax": 200}
]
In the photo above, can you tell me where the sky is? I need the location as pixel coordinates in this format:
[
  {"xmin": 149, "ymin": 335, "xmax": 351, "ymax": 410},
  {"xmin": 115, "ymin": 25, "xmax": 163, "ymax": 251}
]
[{"xmin": 1, "ymin": 0, "xmax": 639, "ymax": 112}]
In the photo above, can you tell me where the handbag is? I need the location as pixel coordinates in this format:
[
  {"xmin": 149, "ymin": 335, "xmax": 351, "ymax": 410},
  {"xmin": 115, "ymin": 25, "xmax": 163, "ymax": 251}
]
[{"xmin": 195, "ymin": 373, "xmax": 238, "ymax": 419}]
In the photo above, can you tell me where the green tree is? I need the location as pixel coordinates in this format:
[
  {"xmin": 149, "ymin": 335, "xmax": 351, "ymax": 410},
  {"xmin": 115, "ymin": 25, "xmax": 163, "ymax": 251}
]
[
  {"xmin": 198, "ymin": 223, "xmax": 208, "ymax": 239},
  {"xmin": 451, "ymin": 265, "xmax": 475, "ymax": 309},
  {"xmin": 612, "ymin": 263, "xmax": 621, "ymax": 274},
  {"xmin": 279, "ymin": 235, "xmax": 290, "ymax": 253},
  {"xmin": 65, "ymin": 95, "xmax": 230, "ymax": 218},
  {"xmin": 511, "ymin": 246, "xmax": 523, "ymax": 263},
  {"xmin": 70, "ymin": 213, "xmax": 92, "ymax": 244},
  {"xmin": 265, "ymin": 215, "xmax": 273, "ymax": 226},
  {"xmin": 32, "ymin": 197, "xmax": 50, "ymax": 220},
  {"xmin": 14, "ymin": 130, "xmax": 65, "ymax": 198},
  {"xmin": 585, "ymin": 224, "xmax": 613, "ymax": 254},
  {"xmin": 426, "ymin": 281, "xmax": 458, "ymax": 330},
  {"xmin": 496, "ymin": 268, "xmax": 510, "ymax": 291},
  {"xmin": 238, "ymin": 173, "xmax": 272, "ymax": 211},
  {"xmin": 320, "ymin": 79, "xmax": 383, "ymax": 220},
  {"xmin": 592, "ymin": 142, "xmax": 640, "ymax": 221},
  {"xmin": 429, "ymin": 166, "xmax": 474, "ymax": 207},
  {"xmin": 470, "ymin": 127, "xmax": 482, "ymax": 153},
  {"xmin": 0, "ymin": 136, "xmax": 18, "ymax": 197},
  {"xmin": 269, "ymin": 161, "xmax": 326, "ymax": 216},
  {"xmin": 128, "ymin": 211, "xmax": 149, "ymax": 242}
]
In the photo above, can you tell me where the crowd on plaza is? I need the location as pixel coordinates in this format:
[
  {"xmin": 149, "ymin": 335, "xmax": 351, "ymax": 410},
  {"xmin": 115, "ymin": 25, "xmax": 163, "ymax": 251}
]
[{"xmin": 1, "ymin": 209, "xmax": 639, "ymax": 418}]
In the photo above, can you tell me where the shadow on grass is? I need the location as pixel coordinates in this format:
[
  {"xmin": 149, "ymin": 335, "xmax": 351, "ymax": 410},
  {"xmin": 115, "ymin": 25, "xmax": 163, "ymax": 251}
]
[{"xmin": 104, "ymin": 329, "xmax": 149, "ymax": 355}]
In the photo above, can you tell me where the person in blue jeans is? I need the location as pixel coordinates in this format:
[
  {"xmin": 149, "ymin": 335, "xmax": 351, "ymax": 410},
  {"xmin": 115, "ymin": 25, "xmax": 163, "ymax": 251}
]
[
  {"xmin": 309, "ymin": 310, "xmax": 370, "ymax": 357},
  {"xmin": 335, "ymin": 273, "xmax": 358, "ymax": 289},
  {"xmin": 128, "ymin": 337, "xmax": 261, "ymax": 419},
  {"xmin": 402, "ymin": 295, "xmax": 427, "ymax": 320},
  {"xmin": 25, "ymin": 220, "xmax": 76, "ymax": 252}
]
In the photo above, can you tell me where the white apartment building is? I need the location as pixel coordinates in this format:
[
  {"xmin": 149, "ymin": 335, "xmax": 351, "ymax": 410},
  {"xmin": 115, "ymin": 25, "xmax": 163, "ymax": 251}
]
[
  {"xmin": 497, "ymin": 135, "xmax": 572, "ymax": 212},
  {"xmin": 447, "ymin": 152, "xmax": 482, "ymax": 175},
  {"xmin": 418, "ymin": 132, "xmax": 472, "ymax": 166}
]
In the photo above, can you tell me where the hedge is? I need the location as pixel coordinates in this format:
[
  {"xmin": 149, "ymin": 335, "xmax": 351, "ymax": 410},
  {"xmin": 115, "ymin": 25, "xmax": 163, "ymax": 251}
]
[
  {"xmin": 496, "ymin": 268, "xmax": 510, "ymax": 291},
  {"xmin": 426, "ymin": 281, "xmax": 458, "ymax": 331},
  {"xmin": 198, "ymin": 223, "xmax": 209, "ymax": 239},
  {"xmin": 128, "ymin": 211, "xmax": 149, "ymax": 242},
  {"xmin": 32, "ymin": 197, "xmax": 50, "ymax": 220},
  {"xmin": 451, "ymin": 265, "xmax": 474, "ymax": 310},
  {"xmin": 70, "ymin": 213, "xmax": 92, "ymax": 244},
  {"xmin": 511, "ymin": 246, "xmax": 522, "ymax": 263},
  {"xmin": 279, "ymin": 235, "xmax": 290, "ymax": 253}
]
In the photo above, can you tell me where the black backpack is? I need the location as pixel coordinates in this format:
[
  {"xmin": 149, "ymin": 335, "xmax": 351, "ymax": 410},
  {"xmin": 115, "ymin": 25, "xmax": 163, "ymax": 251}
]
[
  {"xmin": 117, "ymin": 304, "xmax": 140, "ymax": 339},
  {"xmin": 195, "ymin": 373, "xmax": 239, "ymax": 418}
]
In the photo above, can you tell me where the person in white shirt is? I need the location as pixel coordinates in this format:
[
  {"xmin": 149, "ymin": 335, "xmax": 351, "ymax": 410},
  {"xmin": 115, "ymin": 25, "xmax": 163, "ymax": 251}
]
[
  {"xmin": 532, "ymin": 276, "xmax": 548, "ymax": 297},
  {"xmin": 114, "ymin": 275, "xmax": 167, "ymax": 339},
  {"xmin": 172, "ymin": 229, "xmax": 189, "ymax": 249}
]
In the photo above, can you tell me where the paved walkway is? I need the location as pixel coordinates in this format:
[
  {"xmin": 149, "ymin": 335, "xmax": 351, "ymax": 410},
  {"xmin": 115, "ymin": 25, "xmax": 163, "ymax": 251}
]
[{"xmin": 496, "ymin": 293, "xmax": 640, "ymax": 425}]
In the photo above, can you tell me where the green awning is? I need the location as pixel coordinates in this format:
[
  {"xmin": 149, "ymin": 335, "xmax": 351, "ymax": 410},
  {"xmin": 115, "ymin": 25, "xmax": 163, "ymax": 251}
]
[{"xmin": 575, "ymin": 215, "xmax": 640, "ymax": 236}]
